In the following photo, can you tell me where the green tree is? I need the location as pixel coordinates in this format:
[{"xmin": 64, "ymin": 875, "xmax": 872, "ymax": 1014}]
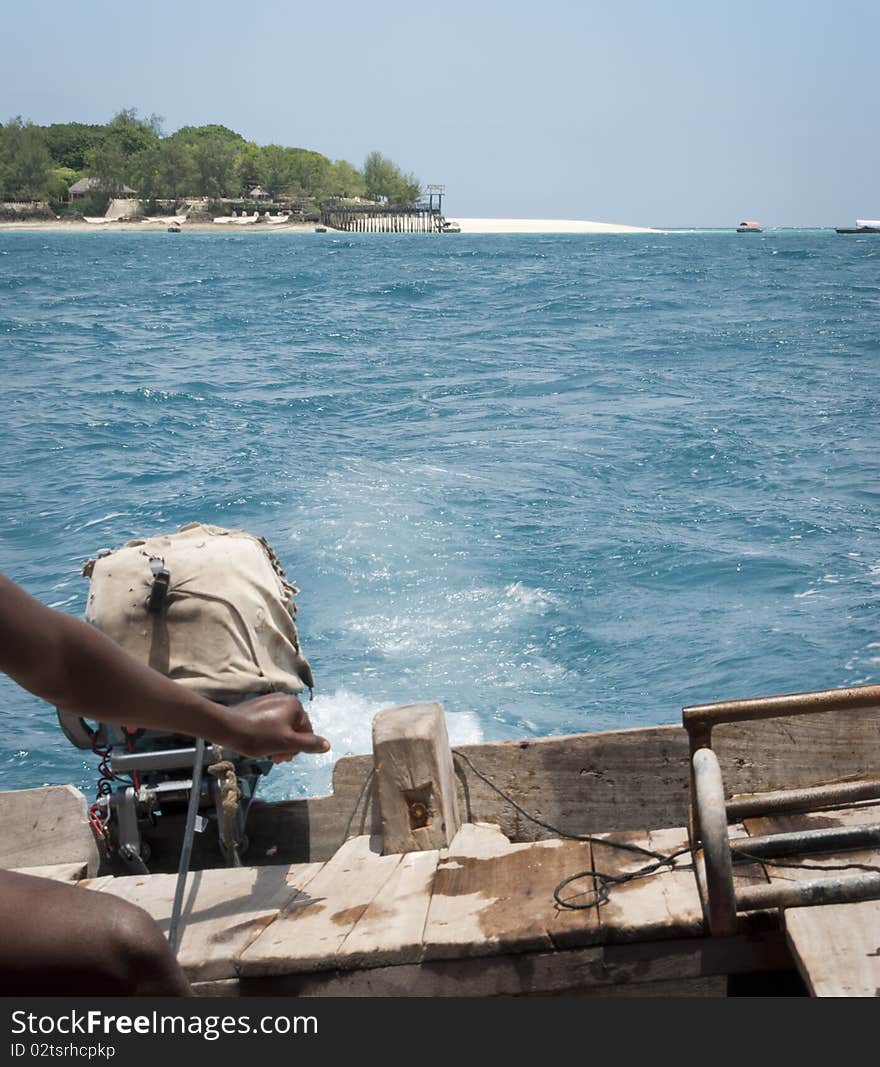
[
  {"xmin": 234, "ymin": 142, "xmax": 262, "ymax": 192},
  {"xmin": 129, "ymin": 145, "xmax": 161, "ymax": 200},
  {"xmin": 46, "ymin": 166, "xmax": 78, "ymax": 202},
  {"xmin": 43, "ymin": 122, "xmax": 107, "ymax": 171},
  {"xmin": 104, "ymin": 109, "xmax": 162, "ymax": 157},
  {"xmin": 327, "ymin": 159, "xmax": 366, "ymax": 199},
  {"xmin": 258, "ymin": 144, "xmax": 295, "ymax": 196},
  {"xmin": 0, "ymin": 118, "xmax": 52, "ymax": 199},
  {"xmin": 193, "ymin": 136, "xmax": 238, "ymax": 197},
  {"xmin": 131, "ymin": 141, "xmax": 199, "ymax": 200},
  {"xmin": 170, "ymin": 124, "xmax": 245, "ymax": 148},
  {"xmin": 86, "ymin": 139, "xmax": 129, "ymax": 196},
  {"xmin": 158, "ymin": 139, "xmax": 199, "ymax": 198},
  {"xmin": 2, "ymin": 111, "xmax": 422, "ymax": 211},
  {"xmin": 363, "ymin": 151, "xmax": 420, "ymax": 204},
  {"xmin": 286, "ymin": 148, "xmax": 331, "ymax": 199}
]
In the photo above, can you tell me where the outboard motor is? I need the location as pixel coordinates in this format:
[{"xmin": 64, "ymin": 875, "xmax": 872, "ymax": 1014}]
[{"xmin": 58, "ymin": 523, "xmax": 314, "ymax": 873}]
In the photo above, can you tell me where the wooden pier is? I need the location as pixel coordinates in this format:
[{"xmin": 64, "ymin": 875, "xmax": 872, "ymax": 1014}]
[{"xmin": 320, "ymin": 203, "xmax": 444, "ymax": 233}]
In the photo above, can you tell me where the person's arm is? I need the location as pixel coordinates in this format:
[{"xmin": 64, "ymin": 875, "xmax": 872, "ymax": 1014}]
[{"xmin": 0, "ymin": 573, "xmax": 329, "ymax": 760}]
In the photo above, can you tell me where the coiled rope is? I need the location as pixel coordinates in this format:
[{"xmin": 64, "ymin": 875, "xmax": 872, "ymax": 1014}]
[{"xmin": 451, "ymin": 748, "xmax": 692, "ymax": 909}]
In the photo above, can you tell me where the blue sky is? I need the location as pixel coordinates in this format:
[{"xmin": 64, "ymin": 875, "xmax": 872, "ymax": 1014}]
[{"xmin": 3, "ymin": 0, "xmax": 878, "ymax": 226}]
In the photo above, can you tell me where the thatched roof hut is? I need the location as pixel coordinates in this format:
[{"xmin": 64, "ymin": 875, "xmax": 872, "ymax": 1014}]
[{"xmin": 69, "ymin": 177, "xmax": 137, "ymax": 198}]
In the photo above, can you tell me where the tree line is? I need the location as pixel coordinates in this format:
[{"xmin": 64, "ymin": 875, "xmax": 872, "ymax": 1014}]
[{"xmin": 0, "ymin": 110, "xmax": 422, "ymax": 209}]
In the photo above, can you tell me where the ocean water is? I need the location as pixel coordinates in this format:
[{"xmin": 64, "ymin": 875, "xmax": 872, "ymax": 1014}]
[{"xmin": 0, "ymin": 229, "xmax": 877, "ymax": 803}]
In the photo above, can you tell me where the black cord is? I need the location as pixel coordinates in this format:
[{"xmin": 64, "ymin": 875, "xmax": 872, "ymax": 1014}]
[
  {"xmin": 733, "ymin": 849, "xmax": 880, "ymax": 876},
  {"xmin": 452, "ymin": 748, "xmax": 880, "ymax": 911},
  {"xmin": 452, "ymin": 748, "xmax": 692, "ymax": 910},
  {"xmin": 453, "ymin": 748, "xmax": 664, "ymax": 858}
]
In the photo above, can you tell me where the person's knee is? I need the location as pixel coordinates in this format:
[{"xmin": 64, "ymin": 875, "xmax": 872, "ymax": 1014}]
[{"xmin": 103, "ymin": 900, "xmax": 191, "ymax": 996}]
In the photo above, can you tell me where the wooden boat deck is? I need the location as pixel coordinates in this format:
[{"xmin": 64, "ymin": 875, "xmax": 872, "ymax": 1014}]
[
  {"xmin": 38, "ymin": 802, "xmax": 874, "ymax": 997},
  {"xmin": 55, "ymin": 820, "xmax": 788, "ymax": 996}
]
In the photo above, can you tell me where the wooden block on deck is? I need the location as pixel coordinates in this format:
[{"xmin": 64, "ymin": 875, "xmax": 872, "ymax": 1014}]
[
  {"xmin": 373, "ymin": 701, "xmax": 461, "ymax": 855},
  {"xmin": 0, "ymin": 786, "xmax": 99, "ymax": 876},
  {"xmin": 238, "ymin": 835, "xmax": 404, "ymax": 976},
  {"xmin": 82, "ymin": 862, "xmax": 323, "ymax": 981}
]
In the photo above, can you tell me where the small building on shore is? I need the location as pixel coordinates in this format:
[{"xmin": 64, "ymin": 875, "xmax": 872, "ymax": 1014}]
[{"xmin": 68, "ymin": 177, "xmax": 137, "ymax": 201}]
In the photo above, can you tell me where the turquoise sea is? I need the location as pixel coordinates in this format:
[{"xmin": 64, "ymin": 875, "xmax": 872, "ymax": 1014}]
[{"xmin": 1, "ymin": 229, "xmax": 877, "ymax": 802}]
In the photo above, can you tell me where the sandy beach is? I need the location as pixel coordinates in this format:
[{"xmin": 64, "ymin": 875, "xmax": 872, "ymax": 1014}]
[
  {"xmin": 0, "ymin": 218, "xmax": 323, "ymax": 234},
  {"xmin": 450, "ymin": 217, "xmax": 660, "ymax": 234},
  {"xmin": 0, "ymin": 217, "xmax": 660, "ymax": 235}
]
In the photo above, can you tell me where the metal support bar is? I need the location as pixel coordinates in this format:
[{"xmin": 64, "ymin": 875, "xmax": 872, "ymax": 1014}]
[
  {"xmin": 731, "ymin": 823, "xmax": 880, "ymax": 860},
  {"xmin": 683, "ymin": 682, "xmax": 880, "ymax": 734},
  {"xmin": 692, "ymin": 748, "xmax": 737, "ymax": 936},
  {"xmin": 168, "ymin": 739, "xmax": 205, "ymax": 954},
  {"xmin": 737, "ymin": 872, "xmax": 880, "ymax": 912},
  {"xmin": 726, "ymin": 778, "xmax": 880, "ymax": 820},
  {"xmin": 111, "ymin": 747, "xmax": 236, "ymax": 773}
]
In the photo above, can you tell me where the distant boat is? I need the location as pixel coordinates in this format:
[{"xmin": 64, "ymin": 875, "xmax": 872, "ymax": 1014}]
[
  {"xmin": 736, "ymin": 220, "xmax": 762, "ymax": 233},
  {"xmin": 835, "ymin": 219, "xmax": 880, "ymax": 234}
]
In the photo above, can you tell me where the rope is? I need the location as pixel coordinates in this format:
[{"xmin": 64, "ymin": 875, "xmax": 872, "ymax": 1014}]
[
  {"xmin": 733, "ymin": 849, "xmax": 880, "ymax": 876},
  {"xmin": 208, "ymin": 743, "xmax": 241, "ymax": 863},
  {"xmin": 451, "ymin": 748, "xmax": 692, "ymax": 910}
]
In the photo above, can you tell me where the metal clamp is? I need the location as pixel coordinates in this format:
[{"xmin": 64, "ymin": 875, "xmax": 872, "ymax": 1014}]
[{"xmin": 146, "ymin": 557, "xmax": 170, "ymax": 614}]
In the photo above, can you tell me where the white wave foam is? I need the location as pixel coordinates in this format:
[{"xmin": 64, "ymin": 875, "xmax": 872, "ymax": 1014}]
[
  {"xmin": 502, "ymin": 581, "xmax": 561, "ymax": 611},
  {"xmin": 257, "ymin": 687, "xmax": 483, "ymax": 802}
]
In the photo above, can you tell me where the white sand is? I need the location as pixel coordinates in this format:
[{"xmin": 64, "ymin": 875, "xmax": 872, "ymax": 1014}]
[
  {"xmin": 450, "ymin": 217, "xmax": 659, "ymax": 234},
  {"xmin": 0, "ymin": 219, "xmax": 321, "ymax": 234}
]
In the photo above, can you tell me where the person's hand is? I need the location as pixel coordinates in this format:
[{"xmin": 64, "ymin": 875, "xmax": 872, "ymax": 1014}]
[{"xmin": 223, "ymin": 693, "xmax": 330, "ymax": 762}]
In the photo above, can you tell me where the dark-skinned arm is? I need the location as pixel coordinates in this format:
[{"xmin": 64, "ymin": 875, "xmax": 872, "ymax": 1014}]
[{"xmin": 0, "ymin": 573, "xmax": 329, "ymax": 761}]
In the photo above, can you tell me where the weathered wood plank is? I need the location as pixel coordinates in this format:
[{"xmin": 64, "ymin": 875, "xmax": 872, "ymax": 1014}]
[
  {"xmin": 372, "ymin": 701, "xmax": 461, "ymax": 854},
  {"xmin": 785, "ymin": 901, "xmax": 880, "ymax": 997},
  {"xmin": 81, "ymin": 862, "xmax": 323, "ymax": 981},
  {"xmin": 336, "ymin": 848, "xmax": 440, "ymax": 968},
  {"xmin": 0, "ymin": 786, "xmax": 100, "ymax": 875},
  {"xmin": 238, "ymin": 930, "xmax": 791, "ymax": 997},
  {"xmin": 445, "ymin": 708, "xmax": 880, "ymax": 845},
  {"xmin": 590, "ymin": 826, "xmax": 705, "ymax": 943},
  {"xmin": 744, "ymin": 803, "xmax": 880, "ymax": 997},
  {"xmin": 238, "ymin": 835, "xmax": 403, "ymax": 976},
  {"xmin": 422, "ymin": 822, "xmax": 598, "ymax": 960}
]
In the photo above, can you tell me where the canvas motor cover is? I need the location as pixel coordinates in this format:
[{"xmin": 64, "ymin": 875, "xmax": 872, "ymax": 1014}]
[{"xmin": 82, "ymin": 523, "xmax": 314, "ymax": 703}]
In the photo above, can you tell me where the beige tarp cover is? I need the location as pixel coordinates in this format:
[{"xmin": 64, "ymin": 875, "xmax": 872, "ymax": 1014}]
[{"xmin": 83, "ymin": 523, "xmax": 314, "ymax": 701}]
